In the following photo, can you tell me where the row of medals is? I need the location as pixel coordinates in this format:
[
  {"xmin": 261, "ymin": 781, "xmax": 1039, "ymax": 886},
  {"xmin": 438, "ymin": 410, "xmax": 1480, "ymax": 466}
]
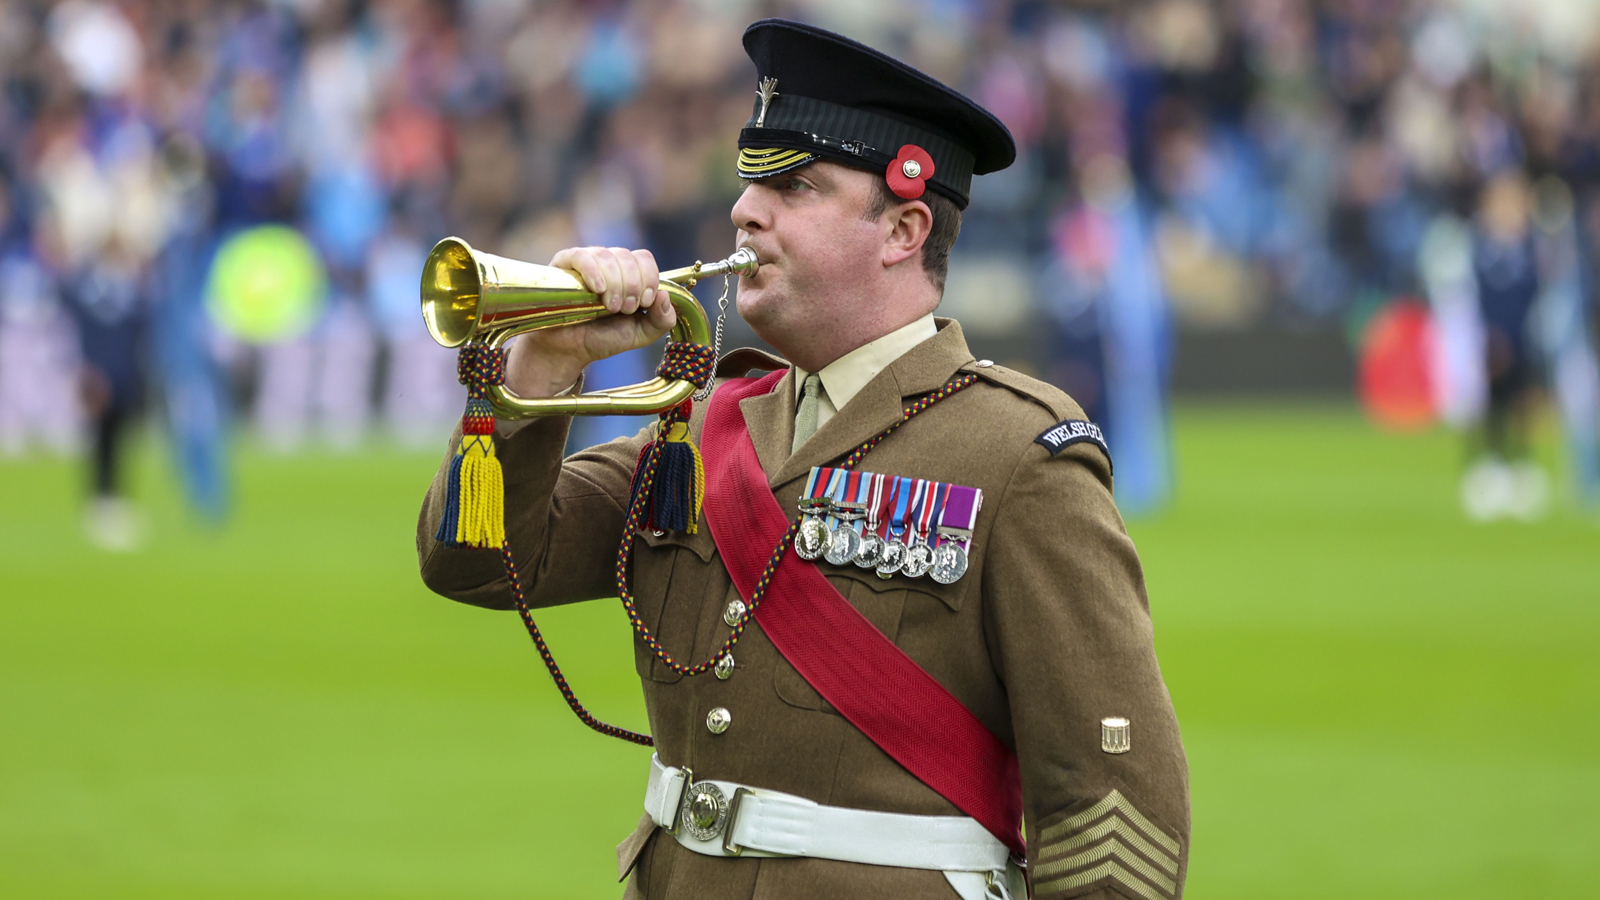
[{"xmin": 793, "ymin": 499, "xmax": 970, "ymax": 584}]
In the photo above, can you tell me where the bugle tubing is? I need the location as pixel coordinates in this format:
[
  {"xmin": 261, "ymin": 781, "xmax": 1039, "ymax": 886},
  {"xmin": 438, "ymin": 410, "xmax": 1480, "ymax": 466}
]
[{"xmin": 420, "ymin": 237, "xmax": 758, "ymax": 418}]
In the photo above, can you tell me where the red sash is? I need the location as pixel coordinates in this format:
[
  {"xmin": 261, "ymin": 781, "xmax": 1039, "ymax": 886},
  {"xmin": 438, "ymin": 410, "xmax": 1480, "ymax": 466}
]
[{"xmin": 700, "ymin": 372, "xmax": 1025, "ymax": 857}]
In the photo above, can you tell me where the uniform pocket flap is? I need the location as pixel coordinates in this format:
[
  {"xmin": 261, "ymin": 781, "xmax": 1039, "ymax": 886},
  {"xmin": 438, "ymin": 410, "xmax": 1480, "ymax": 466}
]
[
  {"xmin": 824, "ymin": 562, "xmax": 969, "ymax": 612},
  {"xmin": 638, "ymin": 524, "xmax": 716, "ymax": 562}
]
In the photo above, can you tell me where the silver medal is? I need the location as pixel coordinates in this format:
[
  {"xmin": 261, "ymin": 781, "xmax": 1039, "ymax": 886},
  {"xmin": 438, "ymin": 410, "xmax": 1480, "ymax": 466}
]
[
  {"xmin": 825, "ymin": 525, "xmax": 862, "ymax": 565},
  {"xmin": 795, "ymin": 515, "xmax": 830, "ymax": 560},
  {"xmin": 930, "ymin": 541, "xmax": 969, "ymax": 584},
  {"xmin": 854, "ymin": 531, "xmax": 885, "ymax": 568},
  {"xmin": 875, "ymin": 538, "xmax": 908, "ymax": 578},
  {"xmin": 902, "ymin": 541, "xmax": 935, "ymax": 578}
]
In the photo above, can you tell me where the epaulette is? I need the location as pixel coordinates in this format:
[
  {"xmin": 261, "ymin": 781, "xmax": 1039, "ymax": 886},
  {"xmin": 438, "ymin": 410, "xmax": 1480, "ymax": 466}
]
[{"xmin": 957, "ymin": 359, "xmax": 1084, "ymax": 422}]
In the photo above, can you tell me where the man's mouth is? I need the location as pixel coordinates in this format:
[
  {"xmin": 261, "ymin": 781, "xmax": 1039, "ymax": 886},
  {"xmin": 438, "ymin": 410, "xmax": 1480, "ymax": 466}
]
[{"xmin": 737, "ymin": 244, "xmax": 772, "ymax": 278}]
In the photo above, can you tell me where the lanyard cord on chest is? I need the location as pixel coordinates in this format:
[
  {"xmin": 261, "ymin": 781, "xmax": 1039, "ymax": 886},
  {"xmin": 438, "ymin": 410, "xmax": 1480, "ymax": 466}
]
[{"xmin": 498, "ymin": 368, "xmax": 979, "ymax": 747}]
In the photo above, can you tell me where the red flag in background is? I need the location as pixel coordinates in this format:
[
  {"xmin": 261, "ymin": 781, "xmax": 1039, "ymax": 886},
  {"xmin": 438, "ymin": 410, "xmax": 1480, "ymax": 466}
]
[{"xmin": 1359, "ymin": 300, "xmax": 1438, "ymax": 431}]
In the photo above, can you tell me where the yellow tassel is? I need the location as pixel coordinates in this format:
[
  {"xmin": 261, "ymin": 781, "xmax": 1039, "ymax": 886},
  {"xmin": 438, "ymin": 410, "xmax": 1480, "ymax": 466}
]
[
  {"xmin": 689, "ymin": 440, "xmax": 704, "ymax": 534},
  {"xmin": 453, "ymin": 434, "xmax": 505, "ymax": 548}
]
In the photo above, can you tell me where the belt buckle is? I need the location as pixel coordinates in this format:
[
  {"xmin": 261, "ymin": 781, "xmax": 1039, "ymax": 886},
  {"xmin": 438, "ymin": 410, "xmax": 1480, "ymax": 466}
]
[
  {"xmin": 661, "ymin": 767, "xmax": 692, "ymax": 835},
  {"xmin": 680, "ymin": 779, "xmax": 731, "ymax": 842},
  {"xmin": 721, "ymin": 787, "xmax": 753, "ymax": 856}
]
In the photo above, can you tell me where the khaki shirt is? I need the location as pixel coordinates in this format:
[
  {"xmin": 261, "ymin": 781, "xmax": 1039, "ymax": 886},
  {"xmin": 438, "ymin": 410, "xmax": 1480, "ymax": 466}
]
[
  {"xmin": 418, "ymin": 320, "xmax": 1190, "ymax": 900},
  {"xmin": 794, "ymin": 313, "xmax": 937, "ymax": 432}
]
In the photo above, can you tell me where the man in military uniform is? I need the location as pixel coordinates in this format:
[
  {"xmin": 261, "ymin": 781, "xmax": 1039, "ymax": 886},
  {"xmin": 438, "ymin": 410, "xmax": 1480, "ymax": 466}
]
[{"xmin": 418, "ymin": 19, "xmax": 1188, "ymax": 900}]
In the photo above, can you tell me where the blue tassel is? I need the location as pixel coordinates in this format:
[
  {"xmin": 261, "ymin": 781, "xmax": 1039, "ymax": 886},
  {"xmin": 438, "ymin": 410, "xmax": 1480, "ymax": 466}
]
[
  {"xmin": 436, "ymin": 452, "xmax": 465, "ymax": 544},
  {"xmin": 651, "ymin": 421, "xmax": 704, "ymax": 534}
]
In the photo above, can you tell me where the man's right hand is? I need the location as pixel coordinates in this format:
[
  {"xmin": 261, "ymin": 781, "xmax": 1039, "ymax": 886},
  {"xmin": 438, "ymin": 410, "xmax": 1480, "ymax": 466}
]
[{"xmin": 502, "ymin": 246, "xmax": 676, "ymax": 399}]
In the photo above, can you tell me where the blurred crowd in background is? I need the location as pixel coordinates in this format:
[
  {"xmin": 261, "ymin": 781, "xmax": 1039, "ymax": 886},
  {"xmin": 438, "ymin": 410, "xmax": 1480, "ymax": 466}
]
[{"xmin": 1, "ymin": 0, "xmax": 1599, "ymax": 548}]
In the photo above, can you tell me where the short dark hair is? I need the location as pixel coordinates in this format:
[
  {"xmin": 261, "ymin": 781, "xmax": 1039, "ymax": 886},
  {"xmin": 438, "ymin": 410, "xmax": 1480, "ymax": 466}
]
[{"xmin": 863, "ymin": 181, "xmax": 962, "ymax": 293}]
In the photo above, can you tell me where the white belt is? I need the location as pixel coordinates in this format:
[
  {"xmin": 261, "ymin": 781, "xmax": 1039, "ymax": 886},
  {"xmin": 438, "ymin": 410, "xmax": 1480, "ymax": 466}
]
[{"xmin": 643, "ymin": 754, "xmax": 1018, "ymax": 900}]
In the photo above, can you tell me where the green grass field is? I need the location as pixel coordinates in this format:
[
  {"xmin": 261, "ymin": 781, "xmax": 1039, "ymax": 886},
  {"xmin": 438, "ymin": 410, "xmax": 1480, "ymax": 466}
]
[{"xmin": 2, "ymin": 404, "xmax": 1596, "ymax": 899}]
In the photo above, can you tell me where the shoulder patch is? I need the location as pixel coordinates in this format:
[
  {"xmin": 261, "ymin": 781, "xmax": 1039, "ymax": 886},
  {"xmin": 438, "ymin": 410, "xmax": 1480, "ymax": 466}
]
[{"xmin": 1034, "ymin": 419, "xmax": 1112, "ymax": 469}]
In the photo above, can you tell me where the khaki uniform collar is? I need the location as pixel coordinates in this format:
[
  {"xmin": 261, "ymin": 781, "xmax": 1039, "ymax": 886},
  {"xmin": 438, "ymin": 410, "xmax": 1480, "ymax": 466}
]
[
  {"xmin": 792, "ymin": 314, "xmax": 938, "ymax": 417},
  {"xmin": 735, "ymin": 317, "xmax": 976, "ymax": 489}
]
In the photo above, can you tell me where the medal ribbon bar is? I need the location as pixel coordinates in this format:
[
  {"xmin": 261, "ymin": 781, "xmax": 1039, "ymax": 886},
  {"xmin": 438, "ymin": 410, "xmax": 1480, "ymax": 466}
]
[
  {"xmin": 794, "ymin": 467, "xmax": 980, "ymax": 583},
  {"xmin": 887, "ymin": 477, "xmax": 911, "ymax": 542},
  {"xmin": 937, "ymin": 484, "xmax": 980, "ymax": 549},
  {"xmin": 800, "ymin": 466, "xmax": 828, "ymax": 509},
  {"xmin": 847, "ymin": 470, "xmax": 871, "ymax": 532},
  {"xmin": 914, "ymin": 480, "xmax": 942, "ymax": 546},
  {"xmin": 823, "ymin": 467, "xmax": 847, "ymax": 524},
  {"xmin": 869, "ymin": 473, "xmax": 892, "ymax": 538}
]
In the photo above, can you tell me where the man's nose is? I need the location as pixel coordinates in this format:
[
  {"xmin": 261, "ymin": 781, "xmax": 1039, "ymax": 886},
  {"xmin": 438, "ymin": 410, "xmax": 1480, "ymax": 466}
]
[{"xmin": 730, "ymin": 184, "xmax": 769, "ymax": 233}]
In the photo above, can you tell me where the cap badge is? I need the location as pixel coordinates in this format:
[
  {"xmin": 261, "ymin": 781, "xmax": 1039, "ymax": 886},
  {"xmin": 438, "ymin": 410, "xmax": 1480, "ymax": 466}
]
[
  {"xmin": 887, "ymin": 144, "xmax": 935, "ymax": 200},
  {"xmin": 755, "ymin": 76, "xmax": 780, "ymax": 128}
]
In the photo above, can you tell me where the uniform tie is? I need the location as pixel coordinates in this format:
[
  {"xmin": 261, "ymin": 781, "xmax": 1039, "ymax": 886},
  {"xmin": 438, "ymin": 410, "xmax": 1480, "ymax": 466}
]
[{"xmin": 793, "ymin": 373, "xmax": 823, "ymax": 453}]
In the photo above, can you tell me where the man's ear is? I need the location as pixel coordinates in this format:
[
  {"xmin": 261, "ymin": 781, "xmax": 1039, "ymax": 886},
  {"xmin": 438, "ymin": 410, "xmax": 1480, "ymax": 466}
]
[{"xmin": 882, "ymin": 199, "xmax": 932, "ymax": 269}]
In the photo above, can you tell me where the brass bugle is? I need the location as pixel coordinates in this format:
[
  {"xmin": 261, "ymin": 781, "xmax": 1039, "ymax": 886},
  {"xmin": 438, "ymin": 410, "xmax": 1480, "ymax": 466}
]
[{"xmin": 420, "ymin": 237, "xmax": 759, "ymax": 418}]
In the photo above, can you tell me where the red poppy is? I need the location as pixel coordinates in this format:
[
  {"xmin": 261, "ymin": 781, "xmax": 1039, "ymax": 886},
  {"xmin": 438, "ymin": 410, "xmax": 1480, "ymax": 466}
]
[{"xmin": 885, "ymin": 144, "xmax": 936, "ymax": 200}]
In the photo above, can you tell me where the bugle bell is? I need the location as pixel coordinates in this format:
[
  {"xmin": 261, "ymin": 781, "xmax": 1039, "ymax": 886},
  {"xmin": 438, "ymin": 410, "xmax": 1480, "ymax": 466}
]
[{"xmin": 420, "ymin": 237, "xmax": 758, "ymax": 418}]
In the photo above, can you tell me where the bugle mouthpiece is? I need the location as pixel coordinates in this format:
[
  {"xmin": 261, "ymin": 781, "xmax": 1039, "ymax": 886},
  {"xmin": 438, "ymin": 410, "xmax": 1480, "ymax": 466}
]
[{"xmin": 663, "ymin": 247, "xmax": 760, "ymax": 287}]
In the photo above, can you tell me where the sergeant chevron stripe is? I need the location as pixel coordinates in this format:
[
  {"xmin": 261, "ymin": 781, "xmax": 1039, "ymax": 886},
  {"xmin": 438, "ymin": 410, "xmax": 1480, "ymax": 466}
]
[
  {"xmin": 1034, "ymin": 838, "xmax": 1177, "ymax": 894},
  {"xmin": 1040, "ymin": 790, "xmax": 1180, "ymax": 855},
  {"xmin": 1043, "ymin": 814, "xmax": 1179, "ymax": 875},
  {"xmin": 1035, "ymin": 859, "xmax": 1165, "ymax": 900},
  {"xmin": 1033, "ymin": 790, "xmax": 1181, "ymax": 900}
]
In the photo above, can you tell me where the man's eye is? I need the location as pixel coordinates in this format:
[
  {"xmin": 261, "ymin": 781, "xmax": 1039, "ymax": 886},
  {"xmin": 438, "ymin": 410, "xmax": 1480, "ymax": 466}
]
[{"xmin": 784, "ymin": 178, "xmax": 810, "ymax": 192}]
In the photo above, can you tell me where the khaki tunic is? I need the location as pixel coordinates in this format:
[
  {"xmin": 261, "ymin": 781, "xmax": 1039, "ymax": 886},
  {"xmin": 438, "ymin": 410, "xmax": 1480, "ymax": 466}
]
[{"xmin": 418, "ymin": 321, "xmax": 1190, "ymax": 900}]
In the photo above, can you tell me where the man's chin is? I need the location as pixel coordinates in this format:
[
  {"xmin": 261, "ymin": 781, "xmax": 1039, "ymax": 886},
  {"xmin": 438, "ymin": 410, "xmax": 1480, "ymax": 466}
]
[
  {"xmin": 736, "ymin": 293, "xmax": 790, "ymax": 350},
  {"xmin": 735, "ymin": 288, "xmax": 778, "ymax": 327}
]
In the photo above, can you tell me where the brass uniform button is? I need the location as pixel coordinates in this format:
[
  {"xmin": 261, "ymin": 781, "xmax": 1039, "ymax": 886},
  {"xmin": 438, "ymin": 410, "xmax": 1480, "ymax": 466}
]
[
  {"xmin": 706, "ymin": 707, "xmax": 732, "ymax": 734},
  {"xmin": 723, "ymin": 599, "xmax": 747, "ymax": 627},
  {"xmin": 901, "ymin": 159, "xmax": 922, "ymax": 178},
  {"xmin": 714, "ymin": 654, "xmax": 736, "ymax": 681},
  {"xmin": 975, "ymin": 359, "xmax": 994, "ymax": 367}
]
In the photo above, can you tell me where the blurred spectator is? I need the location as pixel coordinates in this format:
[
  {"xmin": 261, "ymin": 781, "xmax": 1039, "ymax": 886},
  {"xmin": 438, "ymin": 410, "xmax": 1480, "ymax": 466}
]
[
  {"xmin": 1044, "ymin": 153, "xmax": 1173, "ymax": 514},
  {"xmin": 0, "ymin": 229, "xmax": 83, "ymax": 458},
  {"xmin": 1460, "ymin": 170, "xmax": 1548, "ymax": 520},
  {"xmin": 60, "ymin": 243, "xmax": 148, "ymax": 550},
  {"xmin": 1418, "ymin": 213, "xmax": 1487, "ymax": 430},
  {"xmin": 1531, "ymin": 177, "xmax": 1600, "ymax": 511},
  {"xmin": 149, "ymin": 133, "xmax": 231, "ymax": 522},
  {"xmin": 31, "ymin": 90, "xmax": 170, "ymax": 549}
]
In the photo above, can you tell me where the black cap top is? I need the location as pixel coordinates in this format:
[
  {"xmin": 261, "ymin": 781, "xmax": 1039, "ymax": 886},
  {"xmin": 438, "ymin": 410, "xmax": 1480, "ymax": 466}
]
[{"xmin": 736, "ymin": 19, "xmax": 1016, "ymax": 210}]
